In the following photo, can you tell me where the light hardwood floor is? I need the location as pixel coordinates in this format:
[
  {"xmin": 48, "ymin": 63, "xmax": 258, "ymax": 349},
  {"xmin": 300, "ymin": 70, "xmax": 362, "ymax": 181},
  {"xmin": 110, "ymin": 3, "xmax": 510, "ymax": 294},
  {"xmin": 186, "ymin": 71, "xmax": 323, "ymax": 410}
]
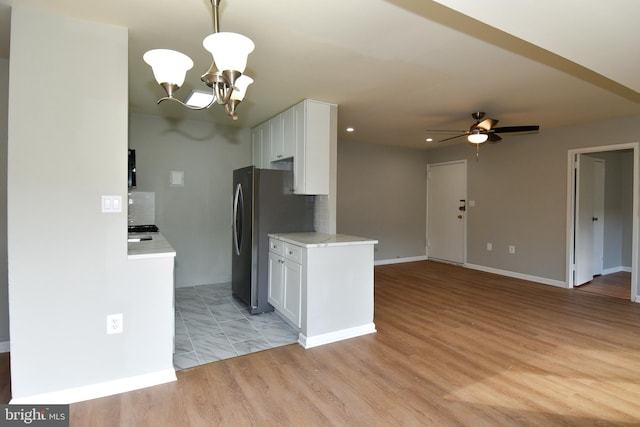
[
  {"xmin": 575, "ymin": 271, "xmax": 631, "ymax": 300},
  {"xmin": 6, "ymin": 261, "xmax": 640, "ymax": 425}
]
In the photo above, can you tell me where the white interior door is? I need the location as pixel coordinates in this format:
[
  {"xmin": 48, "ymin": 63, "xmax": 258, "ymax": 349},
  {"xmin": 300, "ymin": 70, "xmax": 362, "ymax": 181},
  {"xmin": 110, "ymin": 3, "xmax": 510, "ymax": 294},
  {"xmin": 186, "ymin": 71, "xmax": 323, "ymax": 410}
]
[
  {"xmin": 592, "ymin": 159, "xmax": 605, "ymax": 276},
  {"xmin": 566, "ymin": 143, "xmax": 638, "ymax": 302},
  {"xmin": 575, "ymin": 154, "xmax": 604, "ymax": 285},
  {"xmin": 427, "ymin": 161, "xmax": 466, "ymax": 264}
]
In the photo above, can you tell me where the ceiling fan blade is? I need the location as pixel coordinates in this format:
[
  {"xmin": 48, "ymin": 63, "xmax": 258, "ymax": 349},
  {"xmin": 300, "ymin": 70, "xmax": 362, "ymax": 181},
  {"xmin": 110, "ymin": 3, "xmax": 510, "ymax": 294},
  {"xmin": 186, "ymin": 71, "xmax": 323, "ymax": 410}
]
[
  {"xmin": 487, "ymin": 133, "xmax": 502, "ymax": 143},
  {"xmin": 476, "ymin": 118, "xmax": 498, "ymax": 131},
  {"xmin": 492, "ymin": 125, "xmax": 540, "ymax": 133},
  {"xmin": 425, "ymin": 129, "xmax": 467, "ymax": 133},
  {"xmin": 438, "ymin": 133, "xmax": 467, "ymax": 142}
]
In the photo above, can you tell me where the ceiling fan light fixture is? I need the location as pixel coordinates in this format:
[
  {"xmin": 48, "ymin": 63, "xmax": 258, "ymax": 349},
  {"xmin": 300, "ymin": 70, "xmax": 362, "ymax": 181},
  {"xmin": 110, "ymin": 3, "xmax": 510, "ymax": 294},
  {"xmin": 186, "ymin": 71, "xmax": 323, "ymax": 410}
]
[{"xmin": 468, "ymin": 131, "xmax": 488, "ymax": 144}]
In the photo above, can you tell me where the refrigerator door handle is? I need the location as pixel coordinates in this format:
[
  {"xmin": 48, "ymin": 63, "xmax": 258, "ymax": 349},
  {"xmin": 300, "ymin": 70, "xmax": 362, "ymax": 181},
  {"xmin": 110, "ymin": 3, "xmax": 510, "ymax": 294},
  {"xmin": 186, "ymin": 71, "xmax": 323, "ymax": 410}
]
[{"xmin": 233, "ymin": 183, "xmax": 243, "ymax": 256}]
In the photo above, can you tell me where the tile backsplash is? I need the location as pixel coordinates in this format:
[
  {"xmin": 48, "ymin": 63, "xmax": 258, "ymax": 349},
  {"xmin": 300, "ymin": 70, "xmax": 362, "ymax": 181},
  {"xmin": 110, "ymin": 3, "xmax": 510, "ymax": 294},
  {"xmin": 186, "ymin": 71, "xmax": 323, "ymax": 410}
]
[
  {"xmin": 128, "ymin": 191, "xmax": 155, "ymax": 226},
  {"xmin": 314, "ymin": 195, "xmax": 330, "ymax": 233}
]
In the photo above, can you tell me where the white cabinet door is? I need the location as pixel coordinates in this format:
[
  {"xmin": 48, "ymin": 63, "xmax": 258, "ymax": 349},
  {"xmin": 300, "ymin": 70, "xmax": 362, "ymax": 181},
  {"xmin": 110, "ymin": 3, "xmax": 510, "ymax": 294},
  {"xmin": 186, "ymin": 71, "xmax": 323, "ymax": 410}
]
[
  {"xmin": 268, "ymin": 251, "xmax": 284, "ymax": 309},
  {"xmin": 282, "ymin": 106, "xmax": 296, "ymax": 160},
  {"xmin": 259, "ymin": 122, "xmax": 271, "ymax": 169},
  {"xmin": 270, "ymin": 111, "xmax": 295, "ymax": 162},
  {"xmin": 268, "ymin": 239, "xmax": 303, "ymax": 327},
  {"xmin": 269, "ymin": 114, "xmax": 285, "ymax": 162},
  {"xmin": 293, "ymin": 100, "xmax": 333, "ymax": 195},
  {"xmin": 282, "ymin": 259, "xmax": 302, "ymax": 327}
]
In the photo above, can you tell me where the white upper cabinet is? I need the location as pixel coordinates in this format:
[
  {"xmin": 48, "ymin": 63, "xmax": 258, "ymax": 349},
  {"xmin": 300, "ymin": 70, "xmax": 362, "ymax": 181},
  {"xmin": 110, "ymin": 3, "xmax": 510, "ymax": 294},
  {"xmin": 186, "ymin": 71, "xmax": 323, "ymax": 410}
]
[
  {"xmin": 270, "ymin": 111, "xmax": 295, "ymax": 162},
  {"xmin": 251, "ymin": 99, "xmax": 337, "ymax": 195},
  {"xmin": 252, "ymin": 122, "xmax": 271, "ymax": 169},
  {"xmin": 293, "ymin": 100, "xmax": 336, "ymax": 195},
  {"xmin": 282, "ymin": 107, "xmax": 296, "ymax": 160},
  {"xmin": 260, "ymin": 122, "xmax": 271, "ymax": 168},
  {"xmin": 269, "ymin": 113, "xmax": 284, "ymax": 162}
]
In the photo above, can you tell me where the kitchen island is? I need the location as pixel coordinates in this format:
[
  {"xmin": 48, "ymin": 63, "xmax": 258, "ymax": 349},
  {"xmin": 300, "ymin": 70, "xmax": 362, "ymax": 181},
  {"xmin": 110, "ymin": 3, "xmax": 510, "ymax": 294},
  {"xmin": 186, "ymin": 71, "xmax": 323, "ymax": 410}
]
[{"xmin": 268, "ymin": 232, "xmax": 378, "ymax": 348}]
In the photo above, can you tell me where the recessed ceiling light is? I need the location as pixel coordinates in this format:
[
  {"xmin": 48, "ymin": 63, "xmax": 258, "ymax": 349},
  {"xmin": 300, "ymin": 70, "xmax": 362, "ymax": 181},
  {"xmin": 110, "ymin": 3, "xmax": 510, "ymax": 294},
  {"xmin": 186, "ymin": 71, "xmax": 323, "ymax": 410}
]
[
  {"xmin": 425, "ymin": 138, "xmax": 433, "ymax": 142},
  {"xmin": 346, "ymin": 127, "xmax": 355, "ymax": 132}
]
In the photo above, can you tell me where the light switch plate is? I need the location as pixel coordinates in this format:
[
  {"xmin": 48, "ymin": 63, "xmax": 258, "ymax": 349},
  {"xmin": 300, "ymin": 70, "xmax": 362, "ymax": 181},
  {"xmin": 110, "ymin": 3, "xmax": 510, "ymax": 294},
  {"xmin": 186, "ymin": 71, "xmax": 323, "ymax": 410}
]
[
  {"xmin": 170, "ymin": 171, "xmax": 184, "ymax": 187},
  {"xmin": 101, "ymin": 195, "xmax": 122, "ymax": 213}
]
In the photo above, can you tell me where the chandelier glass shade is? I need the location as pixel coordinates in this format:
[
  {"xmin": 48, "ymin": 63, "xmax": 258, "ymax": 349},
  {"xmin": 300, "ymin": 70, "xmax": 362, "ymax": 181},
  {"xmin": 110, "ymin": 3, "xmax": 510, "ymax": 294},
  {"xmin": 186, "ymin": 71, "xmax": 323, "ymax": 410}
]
[
  {"xmin": 143, "ymin": 0, "xmax": 254, "ymax": 120},
  {"xmin": 143, "ymin": 49, "xmax": 194, "ymax": 96},
  {"xmin": 203, "ymin": 32, "xmax": 254, "ymax": 74}
]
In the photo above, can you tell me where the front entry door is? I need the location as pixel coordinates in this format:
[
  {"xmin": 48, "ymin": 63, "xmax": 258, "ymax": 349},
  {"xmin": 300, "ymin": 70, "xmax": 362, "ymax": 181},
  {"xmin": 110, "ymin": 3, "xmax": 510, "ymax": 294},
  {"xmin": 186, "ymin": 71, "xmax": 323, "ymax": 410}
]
[{"xmin": 427, "ymin": 161, "xmax": 467, "ymax": 264}]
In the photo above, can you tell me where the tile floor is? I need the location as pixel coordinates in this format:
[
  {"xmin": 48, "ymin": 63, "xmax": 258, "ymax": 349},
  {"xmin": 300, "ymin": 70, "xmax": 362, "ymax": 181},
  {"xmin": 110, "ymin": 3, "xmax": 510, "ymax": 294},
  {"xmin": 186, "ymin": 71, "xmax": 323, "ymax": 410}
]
[{"xmin": 173, "ymin": 282, "xmax": 299, "ymax": 370}]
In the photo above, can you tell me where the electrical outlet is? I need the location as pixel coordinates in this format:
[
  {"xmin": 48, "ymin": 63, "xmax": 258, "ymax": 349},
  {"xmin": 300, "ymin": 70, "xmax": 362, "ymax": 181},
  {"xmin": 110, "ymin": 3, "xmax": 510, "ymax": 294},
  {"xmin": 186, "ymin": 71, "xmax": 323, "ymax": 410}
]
[
  {"xmin": 106, "ymin": 313, "xmax": 123, "ymax": 335},
  {"xmin": 509, "ymin": 245, "xmax": 516, "ymax": 254},
  {"xmin": 487, "ymin": 242, "xmax": 493, "ymax": 251}
]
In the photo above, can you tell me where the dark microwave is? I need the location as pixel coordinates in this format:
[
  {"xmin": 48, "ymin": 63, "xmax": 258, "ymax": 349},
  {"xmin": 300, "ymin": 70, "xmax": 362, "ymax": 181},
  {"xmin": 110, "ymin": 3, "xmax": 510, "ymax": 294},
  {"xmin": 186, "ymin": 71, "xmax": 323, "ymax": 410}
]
[{"xmin": 128, "ymin": 149, "xmax": 136, "ymax": 188}]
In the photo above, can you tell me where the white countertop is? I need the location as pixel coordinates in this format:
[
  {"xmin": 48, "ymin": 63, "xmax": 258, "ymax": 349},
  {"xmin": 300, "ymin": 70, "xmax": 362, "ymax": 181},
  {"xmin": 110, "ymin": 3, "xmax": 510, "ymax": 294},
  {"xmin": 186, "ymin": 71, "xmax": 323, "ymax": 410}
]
[
  {"xmin": 127, "ymin": 232, "xmax": 176, "ymax": 259},
  {"xmin": 269, "ymin": 232, "xmax": 378, "ymax": 248}
]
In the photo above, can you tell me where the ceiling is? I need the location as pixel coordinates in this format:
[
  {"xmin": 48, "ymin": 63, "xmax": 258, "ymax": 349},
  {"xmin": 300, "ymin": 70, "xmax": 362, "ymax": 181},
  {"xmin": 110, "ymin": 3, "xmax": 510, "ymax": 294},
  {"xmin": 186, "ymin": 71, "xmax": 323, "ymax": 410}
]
[{"xmin": 0, "ymin": 0, "xmax": 639, "ymax": 149}]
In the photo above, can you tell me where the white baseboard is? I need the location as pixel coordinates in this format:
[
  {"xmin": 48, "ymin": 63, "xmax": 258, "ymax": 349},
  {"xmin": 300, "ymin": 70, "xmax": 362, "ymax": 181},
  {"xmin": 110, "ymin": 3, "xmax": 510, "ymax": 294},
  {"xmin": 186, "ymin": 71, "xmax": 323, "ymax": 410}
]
[
  {"xmin": 10, "ymin": 369, "xmax": 177, "ymax": 405},
  {"xmin": 375, "ymin": 256, "xmax": 428, "ymax": 266},
  {"xmin": 0, "ymin": 341, "xmax": 9, "ymax": 353},
  {"xmin": 464, "ymin": 263, "xmax": 567, "ymax": 288},
  {"xmin": 299, "ymin": 323, "xmax": 376, "ymax": 349},
  {"xmin": 602, "ymin": 266, "xmax": 632, "ymax": 275}
]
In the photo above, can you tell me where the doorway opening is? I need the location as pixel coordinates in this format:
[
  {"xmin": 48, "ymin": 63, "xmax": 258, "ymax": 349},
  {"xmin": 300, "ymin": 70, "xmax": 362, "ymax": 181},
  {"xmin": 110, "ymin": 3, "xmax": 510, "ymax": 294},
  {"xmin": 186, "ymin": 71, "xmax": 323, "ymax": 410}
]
[{"xmin": 566, "ymin": 143, "xmax": 639, "ymax": 302}]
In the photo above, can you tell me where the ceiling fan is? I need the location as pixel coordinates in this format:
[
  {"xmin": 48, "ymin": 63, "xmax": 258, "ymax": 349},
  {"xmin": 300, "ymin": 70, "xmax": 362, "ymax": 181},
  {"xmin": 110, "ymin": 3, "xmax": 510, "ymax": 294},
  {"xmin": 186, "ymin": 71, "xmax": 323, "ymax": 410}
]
[
  {"xmin": 427, "ymin": 112, "xmax": 540, "ymax": 144},
  {"xmin": 426, "ymin": 112, "xmax": 540, "ymax": 159}
]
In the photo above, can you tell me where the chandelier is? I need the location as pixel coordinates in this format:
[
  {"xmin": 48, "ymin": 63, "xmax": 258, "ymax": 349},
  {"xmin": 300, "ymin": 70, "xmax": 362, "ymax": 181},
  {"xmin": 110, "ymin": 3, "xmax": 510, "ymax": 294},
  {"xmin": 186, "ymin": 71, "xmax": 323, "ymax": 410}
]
[{"xmin": 143, "ymin": 0, "xmax": 254, "ymax": 120}]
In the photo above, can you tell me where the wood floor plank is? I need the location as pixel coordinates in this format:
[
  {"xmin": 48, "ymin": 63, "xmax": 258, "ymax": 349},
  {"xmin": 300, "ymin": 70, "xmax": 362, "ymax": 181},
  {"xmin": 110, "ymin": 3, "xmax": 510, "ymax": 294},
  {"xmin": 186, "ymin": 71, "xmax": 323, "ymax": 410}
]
[
  {"xmin": 576, "ymin": 272, "xmax": 631, "ymax": 300},
  {"xmin": 3, "ymin": 260, "xmax": 640, "ymax": 425}
]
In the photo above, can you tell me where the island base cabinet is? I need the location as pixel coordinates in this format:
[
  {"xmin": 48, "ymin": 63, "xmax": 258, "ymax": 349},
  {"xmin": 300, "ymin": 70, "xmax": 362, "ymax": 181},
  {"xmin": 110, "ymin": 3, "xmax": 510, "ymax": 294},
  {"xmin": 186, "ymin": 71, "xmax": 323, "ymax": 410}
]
[
  {"xmin": 267, "ymin": 251, "xmax": 284, "ymax": 309},
  {"xmin": 268, "ymin": 240, "xmax": 303, "ymax": 327},
  {"xmin": 299, "ymin": 244, "xmax": 376, "ymax": 348},
  {"xmin": 282, "ymin": 260, "xmax": 302, "ymax": 327}
]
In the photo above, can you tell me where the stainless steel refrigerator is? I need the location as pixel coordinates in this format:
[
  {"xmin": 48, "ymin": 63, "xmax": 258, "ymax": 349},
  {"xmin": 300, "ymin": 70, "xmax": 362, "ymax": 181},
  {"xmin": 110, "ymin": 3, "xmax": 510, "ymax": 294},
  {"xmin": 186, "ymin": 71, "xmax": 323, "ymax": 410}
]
[{"xmin": 232, "ymin": 166, "xmax": 315, "ymax": 314}]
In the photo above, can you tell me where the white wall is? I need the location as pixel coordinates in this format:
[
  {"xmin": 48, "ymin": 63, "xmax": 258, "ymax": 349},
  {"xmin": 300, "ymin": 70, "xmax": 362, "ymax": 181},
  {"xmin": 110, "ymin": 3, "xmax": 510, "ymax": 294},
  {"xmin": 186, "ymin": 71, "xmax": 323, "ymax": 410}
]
[
  {"xmin": 129, "ymin": 113, "xmax": 252, "ymax": 287},
  {"xmin": 336, "ymin": 115, "xmax": 640, "ymax": 283},
  {"xmin": 590, "ymin": 150, "xmax": 633, "ymax": 271},
  {"xmin": 0, "ymin": 57, "xmax": 8, "ymax": 344},
  {"xmin": 8, "ymin": 6, "xmax": 173, "ymax": 401},
  {"xmin": 426, "ymin": 116, "xmax": 640, "ymax": 282},
  {"xmin": 621, "ymin": 152, "xmax": 634, "ymax": 268}
]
